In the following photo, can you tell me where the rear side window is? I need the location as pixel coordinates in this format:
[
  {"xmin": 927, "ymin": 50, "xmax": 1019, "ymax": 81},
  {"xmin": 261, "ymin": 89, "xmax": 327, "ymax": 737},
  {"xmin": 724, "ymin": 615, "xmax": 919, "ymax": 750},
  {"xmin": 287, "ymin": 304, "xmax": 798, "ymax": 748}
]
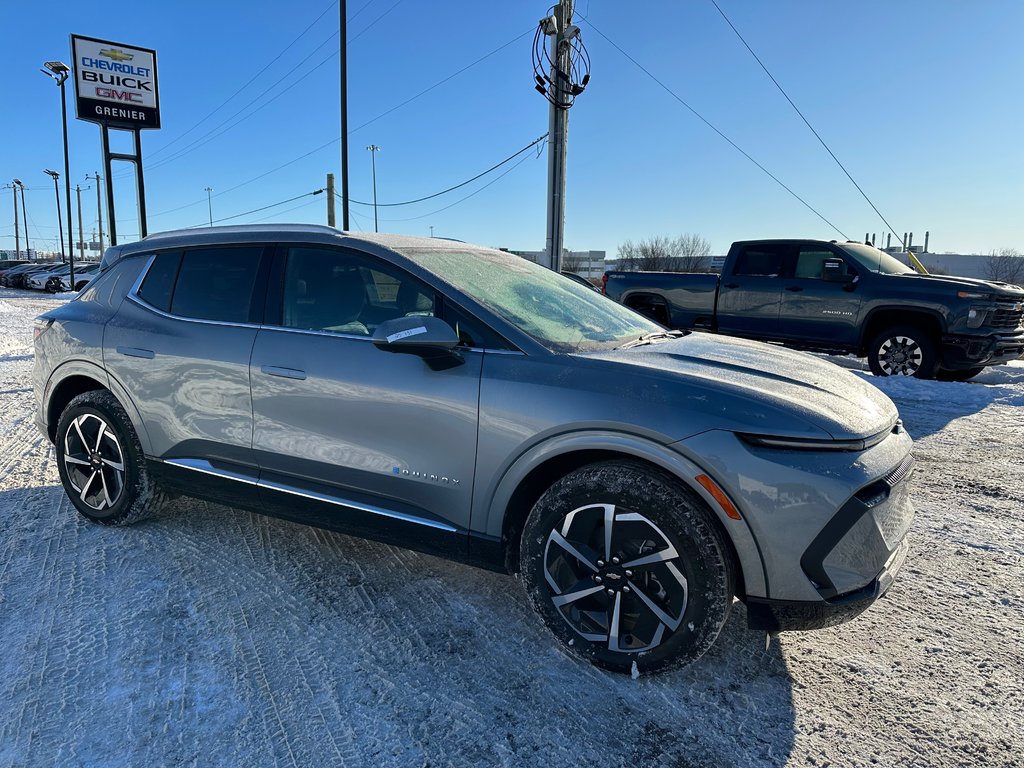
[
  {"xmin": 733, "ymin": 246, "xmax": 788, "ymax": 277},
  {"xmin": 136, "ymin": 253, "xmax": 181, "ymax": 311},
  {"xmin": 170, "ymin": 247, "xmax": 262, "ymax": 323}
]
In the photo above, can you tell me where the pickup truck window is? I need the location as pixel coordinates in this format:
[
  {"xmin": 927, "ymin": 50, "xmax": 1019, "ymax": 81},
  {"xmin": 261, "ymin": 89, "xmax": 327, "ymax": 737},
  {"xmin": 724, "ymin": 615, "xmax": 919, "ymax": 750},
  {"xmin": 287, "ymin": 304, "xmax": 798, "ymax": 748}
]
[
  {"xmin": 733, "ymin": 246, "xmax": 788, "ymax": 277},
  {"xmin": 795, "ymin": 247, "xmax": 846, "ymax": 279},
  {"xmin": 840, "ymin": 243, "xmax": 915, "ymax": 275}
]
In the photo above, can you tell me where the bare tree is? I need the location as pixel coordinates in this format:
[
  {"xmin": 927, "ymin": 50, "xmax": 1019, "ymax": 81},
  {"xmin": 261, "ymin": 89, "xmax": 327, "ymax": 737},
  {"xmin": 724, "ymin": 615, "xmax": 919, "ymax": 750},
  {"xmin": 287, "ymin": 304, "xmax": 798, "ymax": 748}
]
[
  {"xmin": 561, "ymin": 249, "xmax": 586, "ymax": 273},
  {"xmin": 617, "ymin": 234, "xmax": 713, "ymax": 272},
  {"xmin": 673, "ymin": 233, "xmax": 712, "ymax": 272},
  {"xmin": 985, "ymin": 248, "xmax": 1024, "ymax": 284}
]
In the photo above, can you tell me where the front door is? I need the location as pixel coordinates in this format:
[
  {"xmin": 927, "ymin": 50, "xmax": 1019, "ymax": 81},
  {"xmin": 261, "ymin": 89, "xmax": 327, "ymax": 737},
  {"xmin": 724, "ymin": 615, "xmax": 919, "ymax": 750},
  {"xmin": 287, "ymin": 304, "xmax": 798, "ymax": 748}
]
[
  {"xmin": 777, "ymin": 245, "xmax": 863, "ymax": 346},
  {"xmin": 249, "ymin": 245, "xmax": 482, "ymax": 551}
]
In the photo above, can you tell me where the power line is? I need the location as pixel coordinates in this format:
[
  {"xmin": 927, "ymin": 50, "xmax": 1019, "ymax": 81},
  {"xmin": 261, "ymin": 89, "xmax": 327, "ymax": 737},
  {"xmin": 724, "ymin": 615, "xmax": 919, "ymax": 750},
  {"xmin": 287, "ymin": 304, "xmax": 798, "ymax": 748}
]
[
  {"xmin": 182, "ymin": 190, "xmax": 325, "ymax": 229},
  {"xmin": 578, "ymin": 14, "xmax": 849, "ymax": 239},
  {"xmin": 119, "ymin": 0, "xmax": 403, "ymax": 179},
  {"xmin": 378, "ymin": 150, "xmax": 540, "ymax": 222},
  {"xmin": 146, "ymin": 28, "xmax": 534, "ymax": 219},
  {"xmin": 147, "ymin": 0, "xmax": 340, "ymax": 161},
  {"xmin": 708, "ymin": 0, "xmax": 899, "ymax": 244},
  {"xmin": 345, "ymin": 133, "xmax": 548, "ymax": 207}
]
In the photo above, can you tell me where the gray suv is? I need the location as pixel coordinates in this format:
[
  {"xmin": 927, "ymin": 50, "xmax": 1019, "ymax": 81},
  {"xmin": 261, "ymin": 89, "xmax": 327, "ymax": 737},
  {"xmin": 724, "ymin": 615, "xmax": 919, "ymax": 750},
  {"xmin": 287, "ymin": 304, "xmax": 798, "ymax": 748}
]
[{"xmin": 33, "ymin": 224, "xmax": 915, "ymax": 673}]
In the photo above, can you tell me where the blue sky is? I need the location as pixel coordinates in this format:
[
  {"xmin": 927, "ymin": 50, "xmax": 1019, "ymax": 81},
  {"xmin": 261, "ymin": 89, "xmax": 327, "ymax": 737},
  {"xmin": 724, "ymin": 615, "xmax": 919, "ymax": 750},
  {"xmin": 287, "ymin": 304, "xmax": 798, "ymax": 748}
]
[{"xmin": 3, "ymin": 0, "xmax": 1022, "ymax": 257}]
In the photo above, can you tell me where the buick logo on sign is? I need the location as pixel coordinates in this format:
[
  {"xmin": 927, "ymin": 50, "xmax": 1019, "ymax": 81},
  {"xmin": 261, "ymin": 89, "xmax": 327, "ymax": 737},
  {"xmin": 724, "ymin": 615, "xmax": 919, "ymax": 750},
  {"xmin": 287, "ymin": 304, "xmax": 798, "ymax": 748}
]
[{"xmin": 71, "ymin": 34, "xmax": 160, "ymax": 130}]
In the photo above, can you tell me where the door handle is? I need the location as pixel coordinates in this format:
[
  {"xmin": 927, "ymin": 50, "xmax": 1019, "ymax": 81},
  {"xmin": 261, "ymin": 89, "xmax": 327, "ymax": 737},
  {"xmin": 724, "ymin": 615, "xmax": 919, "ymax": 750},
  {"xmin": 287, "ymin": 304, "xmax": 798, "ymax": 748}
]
[
  {"xmin": 785, "ymin": 286, "xmax": 803, "ymax": 292},
  {"xmin": 116, "ymin": 346, "xmax": 155, "ymax": 359},
  {"xmin": 724, "ymin": 283, "xmax": 740, "ymax": 289},
  {"xmin": 260, "ymin": 365, "xmax": 307, "ymax": 381}
]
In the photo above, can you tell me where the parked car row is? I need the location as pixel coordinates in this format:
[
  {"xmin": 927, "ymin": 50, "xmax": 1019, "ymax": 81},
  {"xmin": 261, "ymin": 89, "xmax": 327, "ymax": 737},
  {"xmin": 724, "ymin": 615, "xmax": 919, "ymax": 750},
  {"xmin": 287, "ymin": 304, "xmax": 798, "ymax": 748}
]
[{"xmin": 0, "ymin": 260, "xmax": 100, "ymax": 292}]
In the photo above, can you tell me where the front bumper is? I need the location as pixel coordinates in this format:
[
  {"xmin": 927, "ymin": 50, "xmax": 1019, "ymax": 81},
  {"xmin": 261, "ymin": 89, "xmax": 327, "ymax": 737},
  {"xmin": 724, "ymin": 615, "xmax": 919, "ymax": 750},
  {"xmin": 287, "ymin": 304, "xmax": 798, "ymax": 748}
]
[
  {"xmin": 745, "ymin": 537, "xmax": 909, "ymax": 631},
  {"xmin": 941, "ymin": 330, "xmax": 1024, "ymax": 369}
]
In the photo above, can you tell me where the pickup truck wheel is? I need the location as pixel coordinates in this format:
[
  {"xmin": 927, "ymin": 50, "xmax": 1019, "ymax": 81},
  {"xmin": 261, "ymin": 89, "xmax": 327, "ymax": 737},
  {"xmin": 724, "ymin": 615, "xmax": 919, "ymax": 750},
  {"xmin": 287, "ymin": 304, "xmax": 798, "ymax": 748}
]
[
  {"xmin": 55, "ymin": 390, "xmax": 171, "ymax": 526},
  {"xmin": 519, "ymin": 460, "xmax": 734, "ymax": 674},
  {"xmin": 936, "ymin": 366, "xmax": 984, "ymax": 382},
  {"xmin": 867, "ymin": 326, "xmax": 937, "ymax": 379}
]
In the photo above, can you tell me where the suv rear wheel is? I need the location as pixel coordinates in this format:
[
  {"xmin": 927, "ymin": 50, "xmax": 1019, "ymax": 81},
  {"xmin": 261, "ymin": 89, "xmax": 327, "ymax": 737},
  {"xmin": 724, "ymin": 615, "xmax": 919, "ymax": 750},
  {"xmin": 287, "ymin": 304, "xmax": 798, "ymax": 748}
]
[
  {"xmin": 55, "ymin": 390, "xmax": 171, "ymax": 526},
  {"xmin": 519, "ymin": 460, "xmax": 735, "ymax": 674}
]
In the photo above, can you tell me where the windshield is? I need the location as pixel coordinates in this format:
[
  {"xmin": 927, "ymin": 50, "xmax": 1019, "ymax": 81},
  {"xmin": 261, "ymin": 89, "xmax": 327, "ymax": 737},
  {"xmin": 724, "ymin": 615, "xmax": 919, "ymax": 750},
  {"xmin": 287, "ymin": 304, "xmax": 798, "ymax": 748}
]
[
  {"xmin": 840, "ymin": 243, "xmax": 915, "ymax": 275},
  {"xmin": 400, "ymin": 247, "xmax": 661, "ymax": 353}
]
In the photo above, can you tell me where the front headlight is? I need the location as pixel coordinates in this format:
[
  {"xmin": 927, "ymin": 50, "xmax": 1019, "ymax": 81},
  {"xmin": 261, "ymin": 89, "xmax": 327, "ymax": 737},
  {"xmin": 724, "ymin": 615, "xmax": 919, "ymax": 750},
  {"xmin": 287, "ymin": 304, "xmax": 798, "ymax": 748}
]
[
  {"xmin": 739, "ymin": 423, "xmax": 898, "ymax": 452},
  {"xmin": 966, "ymin": 307, "xmax": 987, "ymax": 329}
]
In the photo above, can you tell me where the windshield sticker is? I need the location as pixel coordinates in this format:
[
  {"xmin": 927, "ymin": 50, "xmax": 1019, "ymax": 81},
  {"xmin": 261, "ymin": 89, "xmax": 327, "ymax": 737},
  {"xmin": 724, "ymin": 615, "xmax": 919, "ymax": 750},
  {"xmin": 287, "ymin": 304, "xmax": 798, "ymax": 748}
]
[{"xmin": 386, "ymin": 326, "xmax": 428, "ymax": 343}]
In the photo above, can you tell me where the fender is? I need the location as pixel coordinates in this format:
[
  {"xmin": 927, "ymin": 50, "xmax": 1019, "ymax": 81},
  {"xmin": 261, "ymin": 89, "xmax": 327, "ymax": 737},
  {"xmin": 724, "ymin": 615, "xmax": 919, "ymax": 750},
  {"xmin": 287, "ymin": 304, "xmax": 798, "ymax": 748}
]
[
  {"xmin": 46, "ymin": 360, "xmax": 154, "ymax": 456},
  {"xmin": 478, "ymin": 429, "xmax": 767, "ymax": 597}
]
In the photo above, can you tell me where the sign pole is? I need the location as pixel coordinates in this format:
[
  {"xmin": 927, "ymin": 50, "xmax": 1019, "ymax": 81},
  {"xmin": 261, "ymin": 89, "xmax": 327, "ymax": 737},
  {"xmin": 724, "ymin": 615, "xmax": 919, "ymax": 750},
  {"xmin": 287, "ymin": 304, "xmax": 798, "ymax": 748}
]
[
  {"xmin": 135, "ymin": 129, "xmax": 147, "ymax": 238},
  {"xmin": 101, "ymin": 125, "xmax": 117, "ymax": 246}
]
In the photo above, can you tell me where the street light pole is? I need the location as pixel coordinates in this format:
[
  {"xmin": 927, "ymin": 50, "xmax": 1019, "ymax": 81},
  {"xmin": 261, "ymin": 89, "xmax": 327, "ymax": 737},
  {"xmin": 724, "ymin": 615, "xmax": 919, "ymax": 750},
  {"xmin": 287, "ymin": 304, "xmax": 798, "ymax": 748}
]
[
  {"xmin": 76, "ymin": 184, "xmax": 85, "ymax": 263},
  {"xmin": 366, "ymin": 144, "xmax": 381, "ymax": 233},
  {"xmin": 205, "ymin": 187, "xmax": 214, "ymax": 226},
  {"xmin": 14, "ymin": 180, "xmax": 30, "ymax": 258},
  {"xmin": 44, "ymin": 170, "xmax": 65, "ymax": 261},
  {"xmin": 340, "ymin": 0, "xmax": 350, "ymax": 231},
  {"xmin": 43, "ymin": 61, "xmax": 75, "ymax": 286}
]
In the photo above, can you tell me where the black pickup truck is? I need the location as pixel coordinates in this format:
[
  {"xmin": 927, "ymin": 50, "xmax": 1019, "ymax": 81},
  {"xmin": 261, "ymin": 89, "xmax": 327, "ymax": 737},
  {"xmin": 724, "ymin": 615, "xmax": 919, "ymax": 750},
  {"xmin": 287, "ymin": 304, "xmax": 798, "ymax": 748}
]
[{"xmin": 603, "ymin": 239, "xmax": 1024, "ymax": 380}]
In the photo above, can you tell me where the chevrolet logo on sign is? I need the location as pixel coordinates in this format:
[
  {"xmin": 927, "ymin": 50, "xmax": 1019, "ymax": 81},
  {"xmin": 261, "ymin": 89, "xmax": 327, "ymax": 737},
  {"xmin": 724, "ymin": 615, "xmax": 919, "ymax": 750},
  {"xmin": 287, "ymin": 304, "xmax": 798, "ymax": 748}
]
[{"xmin": 99, "ymin": 48, "xmax": 134, "ymax": 62}]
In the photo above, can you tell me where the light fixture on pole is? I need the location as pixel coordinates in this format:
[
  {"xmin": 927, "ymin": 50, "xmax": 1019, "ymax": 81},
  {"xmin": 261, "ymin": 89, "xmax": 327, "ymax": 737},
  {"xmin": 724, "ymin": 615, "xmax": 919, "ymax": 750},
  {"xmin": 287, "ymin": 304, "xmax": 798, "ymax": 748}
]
[
  {"xmin": 366, "ymin": 144, "xmax": 381, "ymax": 233},
  {"xmin": 41, "ymin": 60, "xmax": 75, "ymax": 286},
  {"xmin": 44, "ymin": 170, "xmax": 66, "ymax": 261},
  {"xmin": 13, "ymin": 180, "xmax": 29, "ymax": 258},
  {"xmin": 205, "ymin": 187, "xmax": 214, "ymax": 226},
  {"xmin": 9, "ymin": 182, "xmax": 21, "ymax": 259}
]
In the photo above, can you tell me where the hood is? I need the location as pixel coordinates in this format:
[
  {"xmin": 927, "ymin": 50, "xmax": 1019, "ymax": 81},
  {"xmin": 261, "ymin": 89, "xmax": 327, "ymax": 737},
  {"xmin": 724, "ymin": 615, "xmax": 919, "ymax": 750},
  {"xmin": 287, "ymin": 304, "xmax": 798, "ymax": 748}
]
[
  {"xmin": 892, "ymin": 272, "xmax": 1024, "ymax": 297},
  {"xmin": 589, "ymin": 333, "xmax": 898, "ymax": 441}
]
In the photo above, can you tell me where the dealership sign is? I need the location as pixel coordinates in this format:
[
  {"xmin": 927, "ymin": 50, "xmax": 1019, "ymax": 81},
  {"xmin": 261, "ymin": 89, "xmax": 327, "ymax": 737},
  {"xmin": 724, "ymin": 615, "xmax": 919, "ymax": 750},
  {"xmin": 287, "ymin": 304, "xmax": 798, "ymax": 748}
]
[{"xmin": 71, "ymin": 35, "xmax": 160, "ymax": 130}]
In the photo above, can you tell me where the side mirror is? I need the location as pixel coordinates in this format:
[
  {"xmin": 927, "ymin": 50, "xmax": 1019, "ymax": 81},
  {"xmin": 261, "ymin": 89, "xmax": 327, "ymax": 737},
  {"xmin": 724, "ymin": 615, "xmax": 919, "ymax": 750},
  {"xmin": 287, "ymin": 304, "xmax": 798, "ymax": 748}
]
[
  {"xmin": 372, "ymin": 316, "xmax": 463, "ymax": 363},
  {"xmin": 822, "ymin": 258, "xmax": 853, "ymax": 283}
]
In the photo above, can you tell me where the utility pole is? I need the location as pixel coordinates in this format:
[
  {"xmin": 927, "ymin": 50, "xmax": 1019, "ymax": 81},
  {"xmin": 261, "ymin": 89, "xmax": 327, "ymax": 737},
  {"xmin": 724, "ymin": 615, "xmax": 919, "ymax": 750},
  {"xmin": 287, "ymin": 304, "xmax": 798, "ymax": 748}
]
[
  {"xmin": 543, "ymin": 0, "xmax": 576, "ymax": 272},
  {"xmin": 340, "ymin": 0, "xmax": 350, "ymax": 230},
  {"xmin": 429, "ymin": 225, "xmax": 434, "ymax": 238},
  {"xmin": 44, "ymin": 170, "xmax": 65, "ymax": 261},
  {"xmin": 76, "ymin": 185, "xmax": 85, "ymax": 262},
  {"xmin": 86, "ymin": 172, "xmax": 104, "ymax": 254},
  {"xmin": 326, "ymin": 173, "xmax": 336, "ymax": 226},
  {"xmin": 205, "ymin": 187, "xmax": 214, "ymax": 226},
  {"xmin": 366, "ymin": 145, "xmax": 381, "ymax": 232},
  {"xmin": 9, "ymin": 183, "xmax": 21, "ymax": 259},
  {"xmin": 15, "ymin": 181, "xmax": 29, "ymax": 258}
]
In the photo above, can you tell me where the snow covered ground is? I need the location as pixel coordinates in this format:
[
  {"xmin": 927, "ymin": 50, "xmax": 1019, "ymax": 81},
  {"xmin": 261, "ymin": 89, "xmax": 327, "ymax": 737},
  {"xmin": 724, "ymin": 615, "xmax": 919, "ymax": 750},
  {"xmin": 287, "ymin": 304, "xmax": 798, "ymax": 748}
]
[{"xmin": 0, "ymin": 288, "xmax": 1021, "ymax": 767}]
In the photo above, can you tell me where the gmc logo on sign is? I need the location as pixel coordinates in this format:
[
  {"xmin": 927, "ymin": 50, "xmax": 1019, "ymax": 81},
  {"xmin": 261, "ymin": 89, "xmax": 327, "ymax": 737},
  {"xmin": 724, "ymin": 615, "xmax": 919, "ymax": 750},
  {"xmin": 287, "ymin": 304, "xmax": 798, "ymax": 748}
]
[{"xmin": 95, "ymin": 87, "xmax": 143, "ymax": 103}]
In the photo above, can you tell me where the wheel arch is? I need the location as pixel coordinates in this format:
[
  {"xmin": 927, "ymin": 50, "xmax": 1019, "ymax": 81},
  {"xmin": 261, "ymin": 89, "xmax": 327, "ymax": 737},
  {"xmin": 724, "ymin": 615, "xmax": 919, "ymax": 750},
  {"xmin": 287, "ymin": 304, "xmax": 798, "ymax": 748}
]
[
  {"xmin": 859, "ymin": 306, "xmax": 945, "ymax": 355},
  {"xmin": 621, "ymin": 291, "xmax": 671, "ymax": 325},
  {"xmin": 485, "ymin": 432, "xmax": 765, "ymax": 598},
  {"xmin": 46, "ymin": 363, "xmax": 152, "ymax": 455}
]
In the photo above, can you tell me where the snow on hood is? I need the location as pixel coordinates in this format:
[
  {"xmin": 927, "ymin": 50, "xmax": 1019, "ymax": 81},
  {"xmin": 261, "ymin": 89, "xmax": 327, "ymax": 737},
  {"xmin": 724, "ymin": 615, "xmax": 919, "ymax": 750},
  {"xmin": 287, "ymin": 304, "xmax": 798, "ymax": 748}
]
[{"xmin": 593, "ymin": 333, "xmax": 899, "ymax": 441}]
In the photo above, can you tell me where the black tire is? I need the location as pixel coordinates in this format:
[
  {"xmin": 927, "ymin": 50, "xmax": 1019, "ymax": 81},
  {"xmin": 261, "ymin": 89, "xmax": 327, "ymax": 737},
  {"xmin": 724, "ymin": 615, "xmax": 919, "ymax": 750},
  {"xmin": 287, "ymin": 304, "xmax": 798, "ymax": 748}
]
[
  {"xmin": 935, "ymin": 366, "xmax": 984, "ymax": 382},
  {"xmin": 519, "ymin": 460, "xmax": 735, "ymax": 674},
  {"xmin": 867, "ymin": 325, "xmax": 938, "ymax": 379},
  {"xmin": 55, "ymin": 390, "xmax": 171, "ymax": 526}
]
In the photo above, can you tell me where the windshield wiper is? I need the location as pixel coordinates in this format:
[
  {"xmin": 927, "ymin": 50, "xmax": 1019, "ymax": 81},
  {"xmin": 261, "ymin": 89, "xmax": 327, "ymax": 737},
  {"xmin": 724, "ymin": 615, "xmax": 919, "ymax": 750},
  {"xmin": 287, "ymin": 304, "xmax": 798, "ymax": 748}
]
[{"xmin": 618, "ymin": 330, "xmax": 686, "ymax": 349}]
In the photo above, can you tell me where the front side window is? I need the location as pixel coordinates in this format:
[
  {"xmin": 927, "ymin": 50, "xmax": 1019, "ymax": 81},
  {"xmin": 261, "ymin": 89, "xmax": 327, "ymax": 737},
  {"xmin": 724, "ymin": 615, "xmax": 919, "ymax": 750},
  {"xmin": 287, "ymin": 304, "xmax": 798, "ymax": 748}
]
[
  {"xmin": 794, "ymin": 247, "xmax": 845, "ymax": 280},
  {"xmin": 169, "ymin": 247, "xmax": 262, "ymax": 323},
  {"xmin": 281, "ymin": 247, "xmax": 436, "ymax": 336}
]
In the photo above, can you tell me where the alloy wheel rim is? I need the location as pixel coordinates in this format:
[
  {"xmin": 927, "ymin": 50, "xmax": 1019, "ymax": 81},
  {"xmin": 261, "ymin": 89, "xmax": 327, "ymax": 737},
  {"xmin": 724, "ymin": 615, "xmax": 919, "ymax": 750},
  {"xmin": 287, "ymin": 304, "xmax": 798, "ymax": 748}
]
[
  {"xmin": 878, "ymin": 335, "xmax": 923, "ymax": 376},
  {"xmin": 543, "ymin": 503, "xmax": 688, "ymax": 654},
  {"xmin": 63, "ymin": 413, "xmax": 126, "ymax": 512}
]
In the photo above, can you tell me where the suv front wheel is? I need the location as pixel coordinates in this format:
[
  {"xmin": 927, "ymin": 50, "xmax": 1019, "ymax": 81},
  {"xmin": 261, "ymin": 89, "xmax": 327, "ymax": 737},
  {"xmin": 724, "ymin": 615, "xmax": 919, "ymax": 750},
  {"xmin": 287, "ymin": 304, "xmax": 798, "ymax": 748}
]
[
  {"xmin": 519, "ymin": 461, "xmax": 735, "ymax": 674},
  {"xmin": 55, "ymin": 390, "xmax": 171, "ymax": 526}
]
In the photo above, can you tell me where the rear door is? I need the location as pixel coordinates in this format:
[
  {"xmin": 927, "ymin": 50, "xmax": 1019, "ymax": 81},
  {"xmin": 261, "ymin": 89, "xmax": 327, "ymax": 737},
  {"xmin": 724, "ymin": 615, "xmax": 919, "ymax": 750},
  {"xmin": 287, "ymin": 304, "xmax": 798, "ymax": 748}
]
[
  {"xmin": 103, "ymin": 245, "xmax": 271, "ymax": 471},
  {"xmin": 249, "ymin": 244, "xmax": 484, "ymax": 551},
  {"xmin": 777, "ymin": 245, "xmax": 863, "ymax": 346},
  {"xmin": 715, "ymin": 243, "xmax": 793, "ymax": 338}
]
